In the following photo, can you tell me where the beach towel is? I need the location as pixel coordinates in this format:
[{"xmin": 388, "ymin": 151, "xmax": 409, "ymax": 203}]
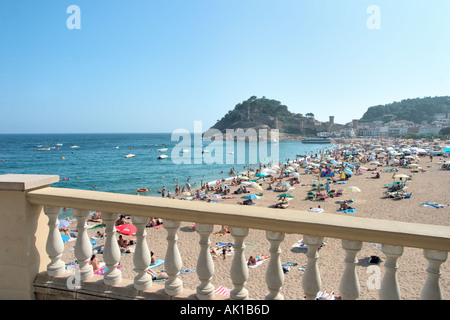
[
  {"xmin": 87, "ymin": 222, "xmax": 103, "ymax": 229},
  {"xmin": 59, "ymin": 220, "xmax": 71, "ymax": 228},
  {"xmin": 149, "ymin": 259, "xmax": 164, "ymax": 269},
  {"xmin": 422, "ymin": 202, "xmax": 446, "ymax": 208},
  {"xmin": 308, "ymin": 208, "xmax": 324, "ymax": 213},
  {"xmin": 94, "ymin": 265, "xmax": 121, "ymax": 276},
  {"xmin": 340, "ymin": 209, "xmax": 356, "ymax": 214},
  {"xmin": 180, "ymin": 268, "xmax": 196, "ymax": 275},
  {"xmin": 316, "ymin": 291, "xmax": 336, "ymax": 300},
  {"xmin": 292, "ymin": 239, "xmax": 307, "ymax": 249},
  {"xmin": 90, "ymin": 240, "xmax": 98, "ymax": 246},
  {"xmin": 61, "ymin": 234, "xmax": 70, "ymax": 243},
  {"xmin": 215, "ymin": 286, "xmax": 231, "ymax": 296},
  {"xmin": 248, "ymin": 260, "xmax": 265, "ymax": 268}
]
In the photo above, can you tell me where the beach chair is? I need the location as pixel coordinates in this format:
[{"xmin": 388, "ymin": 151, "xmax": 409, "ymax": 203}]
[
  {"xmin": 306, "ymin": 192, "xmax": 316, "ymax": 200},
  {"xmin": 315, "ymin": 193, "xmax": 327, "ymax": 201}
]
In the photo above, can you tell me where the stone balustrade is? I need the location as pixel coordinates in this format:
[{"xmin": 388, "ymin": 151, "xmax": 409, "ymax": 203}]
[{"xmin": 0, "ymin": 174, "xmax": 449, "ymax": 300}]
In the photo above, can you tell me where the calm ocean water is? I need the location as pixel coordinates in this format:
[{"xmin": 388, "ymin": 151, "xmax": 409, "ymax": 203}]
[{"xmin": 0, "ymin": 133, "xmax": 335, "ymax": 218}]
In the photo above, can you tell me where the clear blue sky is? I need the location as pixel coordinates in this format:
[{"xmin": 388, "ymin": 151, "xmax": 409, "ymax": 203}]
[{"xmin": 1, "ymin": 0, "xmax": 449, "ymax": 133}]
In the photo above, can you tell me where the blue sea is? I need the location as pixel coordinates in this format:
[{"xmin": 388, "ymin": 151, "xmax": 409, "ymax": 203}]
[{"xmin": 0, "ymin": 133, "xmax": 335, "ymax": 218}]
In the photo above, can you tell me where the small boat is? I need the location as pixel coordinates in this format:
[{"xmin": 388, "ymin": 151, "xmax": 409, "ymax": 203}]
[
  {"xmin": 37, "ymin": 147, "xmax": 51, "ymax": 151},
  {"xmin": 182, "ymin": 149, "xmax": 190, "ymax": 153},
  {"xmin": 70, "ymin": 145, "xmax": 80, "ymax": 149},
  {"xmin": 137, "ymin": 188, "xmax": 148, "ymax": 192},
  {"xmin": 202, "ymin": 150, "xmax": 210, "ymax": 153},
  {"xmin": 55, "ymin": 143, "xmax": 63, "ymax": 147},
  {"xmin": 157, "ymin": 148, "xmax": 168, "ymax": 152},
  {"xmin": 158, "ymin": 155, "xmax": 168, "ymax": 159},
  {"xmin": 113, "ymin": 146, "xmax": 119, "ymax": 149},
  {"xmin": 124, "ymin": 154, "xmax": 135, "ymax": 158},
  {"xmin": 301, "ymin": 137, "xmax": 332, "ymax": 144}
]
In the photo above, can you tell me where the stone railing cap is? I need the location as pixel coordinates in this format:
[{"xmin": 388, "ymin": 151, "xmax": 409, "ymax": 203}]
[{"xmin": 0, "ymin": 174, "xmax": 60, "ymax": 191}]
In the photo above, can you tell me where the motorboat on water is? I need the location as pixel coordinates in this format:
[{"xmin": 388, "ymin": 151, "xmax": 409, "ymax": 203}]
[
  {"xmin": 301, "ymin": 137, "xmax": 332, "ymax": 144},
  {"xmin": 70, "ymin": 145, "xmax": 80, "ymax": 149},
  {"xmin": 124, "ymin": 154, "xmax": 135, "ymax": 158},
  {"xmin": 158, "ymin": 155, "xmax": 168, "ymax": 159},
  {"xmin": 157, "ymin": 148, "xmax": 168, "ymax": 152},
  {"xmin": 37, "ymin": 147, "xmax": 51, "ymax": 151}
]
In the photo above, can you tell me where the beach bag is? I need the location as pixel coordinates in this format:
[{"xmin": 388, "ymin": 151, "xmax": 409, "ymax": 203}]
[{"xmin": 282, "ymin": 264, "xmax": 290, "ymax": 274}]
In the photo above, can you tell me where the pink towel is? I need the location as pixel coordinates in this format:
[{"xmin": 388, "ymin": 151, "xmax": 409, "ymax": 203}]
[{"xmin": 215, "ymin": 285, "xmax": 231, "ymax": 296}]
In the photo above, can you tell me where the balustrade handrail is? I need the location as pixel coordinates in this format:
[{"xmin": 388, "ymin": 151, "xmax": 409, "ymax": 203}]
[{"xmin": 27, "ymin": 187, "xmax": 450, "ymax": 252}]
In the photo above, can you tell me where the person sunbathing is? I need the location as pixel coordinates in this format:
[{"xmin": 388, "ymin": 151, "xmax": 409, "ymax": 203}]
[
  {"xmin": 118, "ymin": 235, "xmax": 136, "ymax": 248},
  {"xmin": 315, "ymin": 290, "xmax": 342, "ymax": 300},
  {"xmin": 90, "ymin": 254, "xmax": 101, "ymax": 271},
  {"xmin": 147, "ymin": 268, "xmax": 169, "ymax": 280},
  {"xmin": 247, "ymin": 254, "xmax": 270, "ymax": 266}
]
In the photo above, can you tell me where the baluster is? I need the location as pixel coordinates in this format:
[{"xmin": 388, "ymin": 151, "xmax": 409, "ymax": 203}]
[
  {"xmin": 72, "ymin": 209, "xmax": 93, "ymax": 281},
  {"xmin": 265, "ymin": 231, "xmax": 285, "ymax": 300},
  {"xmin": 230, "ymin": 227, "xmax": 249, "ymax": 300},
  {"xmin": 420, "ymin": 249, "xmax": 448, "ymax": 300},
  {"xmin": 164, "ymin": 220, "xmax": 183, "ymax": 296},
  {"xmin": 339, "ymin": 239, "xmax": 362, "ymax": 300},
  {"xmin": 102, "ymin": 212, "xmax": 122, "ymax": 285},
  {"xmin": 44, "ymin": 206, "xmax": 65, "ymax": 276},
  {"xmin": 302, "ymin": 235, "xmax": 323, "ymax": 300},
  {"xmin": 196, "ymin": 223, "xmax": 215, "ymax": 300},
  {"xmin": 379, "ymin": 244, "xmax": 403, "ymax": 300},
  {"xmin": 132, "ymin": 216, "xmax": 152, "ymax": 291}
]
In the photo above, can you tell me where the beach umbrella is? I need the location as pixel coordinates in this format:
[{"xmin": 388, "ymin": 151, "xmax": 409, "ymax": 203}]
[
  {"xmin": 211, "ymin": 194, "xmax": 222, "ymax": 199},
  {"xmin": 244, "ymin": 194, "xmax": 260, "ymax": 200},
  {"xmin": 344, "ymin": 168, "xmax": 353, "ymax": 176},
  {"xmin": 279, "ymin": 182, "xmax": 292, "ymax": 188},
  {"xmin": 251, "ymin": 183, "xmax": 263, "ymax": 190},
  {"xmin": 284, "ymin": 169, "xmax": 292, "ymax": 173},
  {"xmin": 291, "ymin": 172, "xmax": 300, "ymax": 178},
  {"xmin": 345, "ymin": 186, "xmax": 361, "ymax": 192},
  {"xmin": 255, "ymin": 172, "xmax": 268, "ymax": 177},
  {"xmin": 394, "ymin": 174, "xmax": 409, "ymax": 179},
  {"xmin": 277, "ymin": 193, "xmax": 294, "ymax": 198},
  {"xmin": 370, "ymin": 161, "xmax": 381, "ymax": 165},
  {"xmin": 116, "ymin": 224, "xmax": 137, "ymax": 236}
]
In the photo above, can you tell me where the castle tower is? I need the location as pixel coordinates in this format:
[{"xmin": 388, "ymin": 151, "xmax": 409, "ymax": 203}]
[
  {"xmin": 328, "ymin": 116, "xmax": 334, "ymax": 132},
  {"xmin": 329, "ymin": 116, "xmax": 334, "ymax": 125}
]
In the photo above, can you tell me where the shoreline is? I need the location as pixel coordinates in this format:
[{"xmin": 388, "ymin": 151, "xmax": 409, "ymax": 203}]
[{"xmin": 61, "ymin": 137, "xmax": 450, "ymax": 300}]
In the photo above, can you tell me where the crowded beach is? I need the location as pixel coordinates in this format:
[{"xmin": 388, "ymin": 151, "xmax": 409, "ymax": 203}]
[{"xmin": 60, "ymin": 137, "xmax": 450, "ymax": 300}]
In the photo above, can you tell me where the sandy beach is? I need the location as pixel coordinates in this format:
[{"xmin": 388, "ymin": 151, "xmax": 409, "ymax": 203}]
[{"xmin": 61, "ymin": 140, "xmax": 450, "ymax": 300}]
